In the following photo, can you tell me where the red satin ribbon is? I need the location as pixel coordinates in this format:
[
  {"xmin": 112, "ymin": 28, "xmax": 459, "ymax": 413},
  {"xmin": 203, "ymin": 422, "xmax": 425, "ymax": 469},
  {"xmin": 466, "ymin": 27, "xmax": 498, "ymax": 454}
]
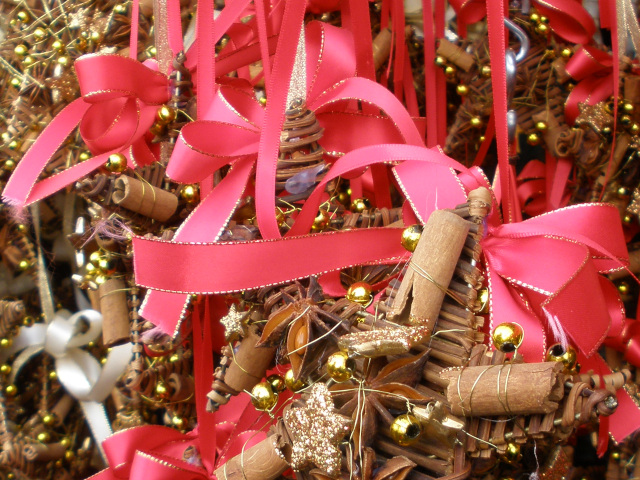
[
  {"xmin": 2, "ymin": 55, "xmax": 169, "ymax": 207},
  {"xmin": 605, "ymin": 317, "xmax": 640, "ymax": 367},
  {"xmin": 517, "ymin": 156, "xmax": 572, "ymax": 216},
  {"xmin": 449, "ymin": 0, "xmax": 596, "ymax": 44}
]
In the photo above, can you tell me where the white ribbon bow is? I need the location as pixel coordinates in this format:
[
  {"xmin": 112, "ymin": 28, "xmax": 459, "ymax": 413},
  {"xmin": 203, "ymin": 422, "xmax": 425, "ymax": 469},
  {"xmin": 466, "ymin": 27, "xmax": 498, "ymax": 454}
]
[{"xmin": 1, "ymin": 308, "xmax": 132, "ymax": 460}]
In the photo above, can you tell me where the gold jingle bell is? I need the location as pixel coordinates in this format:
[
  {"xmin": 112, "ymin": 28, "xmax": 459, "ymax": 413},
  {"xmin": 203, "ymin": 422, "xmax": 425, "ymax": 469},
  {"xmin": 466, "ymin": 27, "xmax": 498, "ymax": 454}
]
[
  {"xmin": 546, "ymin": 343, "xmax": 578, "ymax": 373},
  {"xmin": 492, "ymin": 323, "xmax": 524, "ymax": 353},
  {"xmin": 350, "ymin": 197, "xmax": 371, "ymax": 213},
  {"xmin": 284, "ymin": 368, "xmax": 306, "ymax": 392},
  {"xmin": 105, "ymin": 153, "xmax": 127, "ymax": 173},
  {"xmin": 346, "ymin": 282, "xmax": 373, "ymax": 307},
  {"xmin": 250, "ymin": 381, "xmax": 278, "ymax": 411},
  {"xmin": 390, "ymin": 413, "xmax": 422, "ymax": 446},
  {"xmin": 501, "ymin": 442, "xmax": 522, "ymax": 464},
  {"xmin": 326, "ymin": 351, "xmax": 355, "ymax": 382},
  {"xmin": 267, "ymin": 374, "xmax": 286, "ymax": 393},
  {"xmin": 401, "ymin": 225, "xmax": 423, "ymax": 252},
  {"xmin": 474, "ymin": 287, "xmax": 490, "ymax": 314}
]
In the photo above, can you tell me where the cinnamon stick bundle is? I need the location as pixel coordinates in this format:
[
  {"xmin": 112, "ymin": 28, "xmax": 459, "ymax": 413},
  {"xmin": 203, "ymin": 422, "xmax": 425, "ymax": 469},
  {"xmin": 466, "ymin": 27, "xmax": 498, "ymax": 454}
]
[
  {"xmin": 112, "ymin": 176, "xmax": 178, "ymax": 222},
  {"xmin": 214, "ymin": 433, "xmax": 290, "ymax": 480}
]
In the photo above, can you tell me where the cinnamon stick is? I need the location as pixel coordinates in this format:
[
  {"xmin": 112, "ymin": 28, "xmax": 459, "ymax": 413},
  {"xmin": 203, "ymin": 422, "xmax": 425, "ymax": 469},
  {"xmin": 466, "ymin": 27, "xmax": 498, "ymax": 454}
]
[
  {"xmin": 99, "ymin": 278, "xmax": 130, "ymax": 347},
  {"xmin": 112, "ymin": 176, "xmax": 178, "ymax": 222},
  {"xmin": 436, "ymin": 39, "xmax": 475, "ymax": 72},
  {"xmin": 225, "ymin": 325, "xmax": 277, "ymax": 394},
  {"xmin": 214, "ymin": 434, "xmax": 290, "ymax": 480}
]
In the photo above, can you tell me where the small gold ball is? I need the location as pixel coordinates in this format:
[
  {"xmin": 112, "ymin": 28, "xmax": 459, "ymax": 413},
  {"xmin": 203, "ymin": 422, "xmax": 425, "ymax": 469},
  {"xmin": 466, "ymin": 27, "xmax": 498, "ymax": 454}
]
[
  {"xmin": 180, "ymin": 184, "xmax": 199, "ymax": 203},
  {"xmin": 155, "ymin": 382, "xmax": 170, "ymax": 400},
  {"xmin": 0, "ymin": 338, "xmax": 12, "ymax": 349},
  {"xmin": 49, "ymin": 370, "xmax": 57, "ymax": 380},
  {"xmin": 105, "ymin": 153, "xmax": 127, "ymax": 173},
  {"xmin": 55, "ymin": 460, "xmax": 63, "ymax": 468},
  {"xmin": 623, "ymin": 214, "xmax": 634, "ymax": 225},
  {"xmin": 618, "ymin": 186, "xmax": 631, "ymax": 196},
  {"xmin": 171, "ymin": 416, "xmax": 186, "ymax": 429},
  {"xmin": 22, "ymin": 56, "xmax": 35, "ymax": 67},
  {"xmin": 546, "ymin": 343, "xmax": 578, "ymax": 373},
  {"xmin": 630, "ymin": 123, "xmax": 640, "ymax": 135},
  {"xmin": 33, "ymin": 27, "xmax": 47, "ymax": 40},
  {"xmin": 0, "ymin": 365, "xmax": 11, "ymax": 375},
  {"xmin": 326, "ymin": 351, "xmax": 356, "ymax": 382},
  {"xmin": 14, "ymin": 44, "xmax": 28, "ymax": 56},
  {"xmin": 527, "ymin": 132, "xmax": 541, "ymax": 146},
  {"xmin": 623, "ymin": 102, "xmax": 635, "ymax": 113},
  {"xmin": 530, "ymin": 12, "xmax": 540, "ymax": 23},
  {"xmin": 7, "ymin": 139, "xmax": 20, "ymax": 151},
  {"xmin": 145, "ymin": 46, "xmax": 157, "ymax": 58},
  {"xmin": 10, "ymin": 77, "xmax": 21, "ymax": 88},
  {"xmin": 535, "ymin": 121, "xmax": 548, "ymax": 132},
  {"xmin": 602, "ymin": 126, "xmax": 612, "ymax": 135},
  {"xmin": 16, "ymin": 11, "xmax": 30, "ymax": 22},
  {"xmin": 89, "ymin": 31, "xmax": 102, "ymax": 43},
  {"xmin": 42, "ymin": 414, "xmax": 55, "ymax": 426},
  {"xmin": 535, "ymin": 23, "xmax": 549, "ymax": 35},
  {"xmin": 98, "ymin": 257, "xmax": 116, "ymax": 275},
  {"xmin": 539, "ymin": 15, "xmax": 549, "ymax": 24},
  {"xmin": 52, "ymin": 40, "xmax": 65, "ymax": 52},
  {"xmin": 250, "ymin": 381, "xmax": 278, "ymax": 411},
  {"xmin": 114, "ymin": 4, "xmax": 128, "ymax": 14},
  {"xmin": 100, "ymin": 357, "xmax": 108, "ymax": 365},
  {"xmin": 37, "ymin": 431, "xmax": 51, "ymax": 443},
  {"xmin": 444, "ymin": 65, "xmax": 457, "ymax": 78},
  {"xmin": 401, "ymin": 225, "xmax": 423, "ymax": 252},
  {"xmin": 5, "ymin": 384, "xmax": 17, "ymax": 397},
  {"xmin": 502, "ymin": 442, "xmax": 522, "ymax": 464},
  {"xmin": 350, "ymin": 197, "xmax": 371, "ymax": 213},
  {"xmin": 94, "ymin": 274, "xmax": 107, "ymax": 286},
  {"xmin": 346, "ymin": 282, "xmax": 373, "ymax": 307},
  {"xmin": 74, "ymin": 37, "xmax": 87, "ymax": 51},
  {"xmin": 15, "ymin": 223, "xmax": 27, "ymax": 234},
  {"xmin": 150, "ymin": 123, "xmax": 166, "ymax": 136},
  {"xmin": 312, "ymin": 209, "xmax": 331, "ymax": 232},
  {"xmin": 456, "ymin": 84, "xmax": 469, "ymax": 96},
  {"xmin": 390, "ymin": 413, "xmax": 422, "ymax": 446},
  {"xmin": 267, "ymin": 374, "xmax": 286, "ymax": 393},
  {"xmin": 57, "ymin": 56, "xmax": 70, "ymax": 67},
  {"xmin": 89, "ymin": 251, "xmax": 102, "ymax": 265},
  {"xmin": 22, "ymin": 316, "xmax": 34, "ymax": 327},
  {"xmin": 561, "ymin": 48, "xmax": 573, "ymax": 59},
  {"xmin": 64, "ymin": 450, "xmax": 75, "ymax": 461},
  {"xmin": 4, "ymin": 159, "xmax": 16, "ymax": 171},
  {"xmin": 481, "ymin": 65, "xmax": 491, "ymax": 77},
  {"xmin": 612, "ymin": 451, "xmax": 621, "ymax": 460},
  {"xmin": 475, "ymin": 287, "xmax": 490, "ymax": 314},
  {"xmin": 470, "ymin": 117, "xmax": 483, "ymax": 128},
  {"xmin": 479, "ymin": 135, "xmax": 486, "ymax": 142},
  {"xmin": 434, "ymin": 56, "xmax": 446, "ymax": 67},
  {"xmin": 18, "ymin": 259, "xmax": 32, "ymax": 272},
  {"xmin": 284, "ymin": 368, "xmax": 306, "ymax": 392},
  {"xmin": 156, "ymin": 105, "xmax": 177, "ymax": 124},
  {"xmin": 492, "ymin": 323, "xmax": 524, "ymax": 353},
  {"xmin": 7, "ymin": 473, "xmax": 15, "ymax": 480},
  {"xmin": 169, "ymin": 353, "xmax": 180, "ymax": 362},
  {"xmin": 618, "ymin": 281, "xmax": 630, "ymax": 294},
  {"xmin": 60, "ymin": 437, "xmax": 71, "ymax": 448},
  {"xmin": 79, "ymin": 151, "xmax": 91, "ymax": 161},
  {"xmin": 621, "ymin": 115, "xmax": 633, "ymax": 126},
  {"xmin": 259, "ymin": 97, "xmax": 267, "ymax": 106}
]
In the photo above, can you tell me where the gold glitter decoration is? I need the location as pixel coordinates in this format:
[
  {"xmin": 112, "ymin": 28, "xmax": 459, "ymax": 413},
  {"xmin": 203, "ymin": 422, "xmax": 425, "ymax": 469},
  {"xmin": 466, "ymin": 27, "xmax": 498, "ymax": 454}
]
[
  {"xmin": 337, "ymin": 325, "xmax": 431, "ymax": 357},
  {"xmin": 575, "ymin": 102, "xmax": 613, "ymax": 135},
  {"xmin": 540, "ymin": 445, "xmax": 573, "ymax": 480},
  {"xmin": 284, "ymin": 383, "xmax": 351, "ymax": 478},
  {"xmin": 219, "ymin": 304, "xmax": 246, "ymax": 342},
  {"xmin": 287, "ymin": 27, "xmax": 307, "ymax": 109}
]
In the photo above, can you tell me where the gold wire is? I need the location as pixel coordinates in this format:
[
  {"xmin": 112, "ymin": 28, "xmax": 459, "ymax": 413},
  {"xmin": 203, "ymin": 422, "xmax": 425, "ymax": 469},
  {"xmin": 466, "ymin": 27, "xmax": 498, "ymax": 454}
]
[{"xmin": 408, "ymin": 261, "xmax": 469, "ymax": 307}]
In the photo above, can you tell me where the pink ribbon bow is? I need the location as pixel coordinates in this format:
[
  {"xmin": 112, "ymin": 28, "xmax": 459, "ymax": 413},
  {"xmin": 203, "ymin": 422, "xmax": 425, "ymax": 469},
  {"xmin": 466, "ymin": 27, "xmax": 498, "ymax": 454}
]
[
  {"xmin": 605, "ymin": 317, "xmax": 640, "ymax": 367},
  {"xmin": 2, "ymin": 55, "xmax": 169, "ymax": 207}
]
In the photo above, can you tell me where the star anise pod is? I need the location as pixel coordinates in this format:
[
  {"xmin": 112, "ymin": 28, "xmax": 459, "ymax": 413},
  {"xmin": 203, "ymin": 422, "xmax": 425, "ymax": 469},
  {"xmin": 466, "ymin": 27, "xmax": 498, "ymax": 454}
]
[{"xmin": 331, "ymin": 350, "xmax": 431, "ymax": 453}]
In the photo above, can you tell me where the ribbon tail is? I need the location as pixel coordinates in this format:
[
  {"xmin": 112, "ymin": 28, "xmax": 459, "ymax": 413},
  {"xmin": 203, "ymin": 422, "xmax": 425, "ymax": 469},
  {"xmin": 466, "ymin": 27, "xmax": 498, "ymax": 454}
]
[{"xmin": 80, "ymin": 400, "xmax": 112, "ymax": 461}]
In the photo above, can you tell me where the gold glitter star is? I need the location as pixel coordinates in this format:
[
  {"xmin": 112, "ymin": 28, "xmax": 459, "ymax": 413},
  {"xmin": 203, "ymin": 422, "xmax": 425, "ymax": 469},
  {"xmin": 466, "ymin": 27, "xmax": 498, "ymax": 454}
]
[
  {"xmin": 219, "ymin": 304, "xmax": 246, "ymax": 342},
  {"xmin": 337, "ymin": 325, "xmax": 431, "ymax": 357},
  {"xmin": 284, "ymin": 383, "xmax": 351, "ymax": 478},
  {"xmin": 575, "ymin": 102, "xmax": 612, "ymax": 134}
]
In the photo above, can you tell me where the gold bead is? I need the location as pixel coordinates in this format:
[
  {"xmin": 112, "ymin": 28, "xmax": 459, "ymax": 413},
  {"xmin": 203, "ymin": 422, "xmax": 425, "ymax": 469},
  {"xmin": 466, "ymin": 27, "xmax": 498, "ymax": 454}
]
[
  {"xmin": 259, "ymin": 97, "xmax": 267, "ymax": 106},
  {"xmin": 346, "ymin": 282, "xmax": 373, "ymax": 307},
  {"xmin": 350, "ymin": 197, "xmax": 371, "ymax": 213},
  {"xmin": 526, "ymin": 132, "xmax": 541, "ymax": 146},
  {"xmin": 444, "ymin": 65, "xmax": 456, "ymax": 78},
  {"xmin": 4, "ymin": 159, "xmax": 16, "ymax": 171},
  {"xmin": 390, "ymin": 413, "xmax": 422, "ymax": 446},
  {"xmin": 612, "ymin": 451, "xmax": 621, "ymax": 460},
  {"xmin": 535, "ymin": 121, "xmax": 548, "ymax": 132},
  {"xmin": 74, "ymin": 37, "xmax": 87, "ymax": 51},
  {"xmin": 475, "ymin": 287, "xmax": 490, "ymax": 314},
  {"xmin": 79, "ymin": 151, "xmax": 91, "ymax": 162},
  {"xmin": 22, "ymin": 316, "xmax": 34, "ymax": 327},
  {"xmin": 535, "ymin": 23, "xmax": 549, "ymax": 35},
  {"xmin": 434, "ymin": 56, "xmax": 446, "ymax": 67},
  {"xmin": 481, "ymin": 65, "xmax": 491, "ymax": 77},
  {"xmin": 630, "ymin": 123, "xmax": 640, "ymax": 135},
  {"xmin": 5, "ymin": 384, "xmax": 17, "ymax": 397},
  {"xmin": 18, "ymin": 259, "xmax": 32, "ymax": 271},
  {"xmin": 100, "ymin": 357, "xmax": 107, "ymax": 365},
  {"xmin": 98, "ymin": 257, "xmax": 116, "ymax": 275},
  {"xmin": 89, "ymin": 31, "xmax": 102, "ymax": 43},
  {"xmin": 89, "ymin": 251, "xmax": 102, "ymax": 265},
  {"xmin": 60, "ymin": 437, "xmax": 71, "ymax": 448},
  {"xmin": 326, "ymin": 351, "xmax": 356, "ymax": 382},
  {"xmin": 602, "ymin": 126, "xmax": 612, "ymax": 135},
  {"xmin": 456, "ymin": 84, "xmax": 469, "ymax": 96},
  {"xmin": 0, "ymin": 365, "xmax": 11, "ymax": 375},
  {"xmin": 15, "ymin": 223, "xmax": 27, "ymax": 234},
  {"xmin": 546, "ymin": 343, "xmax": 578, "ymax": 373},
  {"xmin": 94, "ymin": 274, "xmax": 107, "ymax": 286},
  {"xmin": 155, "ymin": 382, "xmax": 170, "ymax": 400},
  {"xmin": 105, "ymin": 153, "xmax": 127, "ymax": 173},
  {"xmin": 284, "ymin": 368, "xmax": 306, "ymax": 392},
  {"xmin": 37, "ymin": 431, "xmax": 51, "ymax": 443},
  {"xmin": 623, "ymin": 102, "xmax": 635, "ymax": 114},
  {"xmin": 561, "ymin": 48, "xmax": 573, "ymax": 59},
  {"xmin": 52, "ymin": 40, "xmax": 65, "ymax": 52},
  {"xmin": 33, "ymin": 27, "xmax": 47, "ymax": 40},
  {"xmin": 250, "ymin": 381, "xmax": 278, "ymax": 411},
  {"xmin": 55, "ymin": 460, "xmax": 63, "ymax": 468},
  {"xmin": 7, "ymin": 139, "xmax": 20, "ymax": 151},
  {"xmin": 7, "ymin": 473, "xmax": 15, "ymax": 480},
  {"xmin": 64, "ymin": 450, "xmax": 75, "ymax": 461},
  {"xmin": 114, "ymin": 4, "xmax": 128, "ymax": 14},
  {"xmin": 623, "ymin": 214, "xmax": 634, "ymax": 225},
  {"xmin": 57, "ymin": 56, "xmax": 70, "ymax": 67},
  {"xmin": 492, "ymin": 323, "xmax": 524, "ymax": 353},
  {"xmin": 16, "ymin": 11, "xmax": 30, "ymax": 22},
  {"xmin": 539, "ymin": 15, "xmax": 549, "ymax": 24},
  {"xmin": 150, "ymin": 122, "xmax": 166, "ymax": 136},
  {"xmin": 146, "ymin": 46, "xmax": 157, "ymax": 58},
  {"xmin": 180, "ymin": 185, "xmax": 199, "ymax": 203},
  {"xmin": 10, "ymin": 77, "xmax": 21, "ymax": 88},
  {"xmin": 479, "ymin": 135, "xmax": 486, "ymax": 142},
  {"xmin": 171, "ymin": 416, "xmax": 186, "ymax": 429},
  {"xmin": 618, "ymin": 281, "xmax": 630, "ymax": 294},
  {"xmin": 156, "ymin": 106, "xmax": 177, "ymax": 124},
  {"xmin": 14, "ymin": 44, "xmax": 28, "ymax": 56},
  {"xmin": 169, "ymin": 353, "xmax": 180, "ymax": 362},
  {"xmin": 529, "ymin": 12, "xmax": 540, "ymax": 23},
  {"xmin": 267, "ymin": 374, "xmax": 286, "ymax": 393},
  {"xmin": 0, "ymin": 338, "xmax": 12, "ymax": 349},
  {"xmin": 618, "ymin": 186, "xmax": 631, "ymax": 196},
  {"xmin": 312, "ymin": 209, "xmax": 331, "ymax": 232},
  {"xmin": 22, "ymin": 55, "xmax": 35, "ymax": 67},
  {"xmin": 49, "ymin": 370, "xmax": 57, "ymax": 380},
  {"xmin": 621, "ymin": 115, "xmax": 633, "ymax": 126},
  {"xmin": 401, "ymin": 225, "xmax": 423, "ymax": 252},
  {"xmin": 502, "ymin": 442, "xmax": 522, "ymax": 464},
  {"xmin": 42, "ymin": 414, "xmax": 55, "ymax": 426},
  {"xmin": 470, "ymin": 117, "xmax": 483, "ymax": 128}
]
